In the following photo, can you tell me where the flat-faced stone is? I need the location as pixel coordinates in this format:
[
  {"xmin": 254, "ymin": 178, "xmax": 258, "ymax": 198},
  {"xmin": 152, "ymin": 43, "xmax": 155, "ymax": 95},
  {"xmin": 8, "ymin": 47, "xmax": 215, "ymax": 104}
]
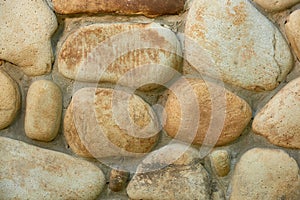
[
  {"xmin": 126, "ymin": 144, "xmax": 211, "ymax": 200},
  {"xmin": 185, "ymin": 0, "xmax": 293, "ymax": 91},
  {"xmin": 0, "ymin": 137, "xmax": 105, "ymax": 199},
  {"xmin": 0, "ymin": 0, "xmax": 57, "ymax": 76},
  {"xmin": 58, "ymin": 23, "xmax": 182, "ymax": 91},
  {"xmin": 0, "ymin": 69, "xmax": 20, "ymax": 130},
  {"xmin": 286, "ymin": 10, "xmax": 300, "ymax": 60},
  {"xmin": 164, "ymin": 78, "xmax": 252, "ymax": 146},
  {"xmin": 230, "ymin": 148, "xmax": 300, "ymax": 200},
  {"xmin": 253, "ymin": 0, "xmax": 300, "ymax": 12},
  {"xmin": 51, "ymin": 0, "xmax": 186, "ymax": 17},
  {"xmin": 25, "ymin": 80, "xmax": 62, "ymax": 142},
  {"xmin": 64, "ymin": 87, "xmax": 160, "ymax": 158},
  {"xmin": 252, "ymin": 77, "xmax": 300, "ymax": 148}
]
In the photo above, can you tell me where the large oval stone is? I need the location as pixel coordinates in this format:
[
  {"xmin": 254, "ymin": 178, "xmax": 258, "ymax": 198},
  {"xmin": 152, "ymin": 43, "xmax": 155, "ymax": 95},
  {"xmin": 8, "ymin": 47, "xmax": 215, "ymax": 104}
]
[
  {"xmin": 164, "ymin": 78, "xmax": 252, "ymax": 146},
  {"xmin": 25, "ymin": 80, "xmax": 62, "ymax": 142},
  {"xmin": 64, "ymin": 87, "xmax": 160, "ymax": 158},
  {"xmin": 58, "ymin": 22, "xmax": 182, "ymax": 91},
  {"xmin": 0, "ymin": 137, "xmax": 105, "ymax": 199},
  {"xmin": 184, "ymin": 0, "xmax": 293, "ymax": 91},
  {"xmin": 0, "ymin": 69, "xmax": 20, "ymax": 130},
  {"xmin": 252, "ymin": 77, "xmax": 300, "ymax": 148}
]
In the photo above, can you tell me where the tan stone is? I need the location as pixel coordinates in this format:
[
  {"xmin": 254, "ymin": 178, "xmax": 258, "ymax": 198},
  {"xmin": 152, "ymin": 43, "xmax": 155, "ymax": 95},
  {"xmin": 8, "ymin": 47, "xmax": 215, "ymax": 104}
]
[
  {"xmin": 64, "ymin": 87, "xmax": 160, "ymax": 158},
  {"xmin": 109, "ymin": 169, "xmax": 129, "ymax": 192},
  {"xmin": 58, "ymin": 22, "xmax": 182, "ymax": 91},
  {"xmin": 210, "ymin": 150, "xmax": 231, "ymax": 177},
  {"xmin": 0, "ymin": 69, "xmax": 20, "ymax": 130},
  {"xmin": 184, "ymin": 0, "xmax": 293, "ymax": 91},
  {"xmin": 230, "ymin": 148, "xmax": 300, "ymax": 200},
  {"xmin": 164, "ymin": 78, "xmax": 252, "ymax": 146},
  {"xmin": 253, "ymin": 0, "xmax": 300, "ymax": 12},
  {"xmin": 286, "ymin": 10, "xmax": 300, "ymax": 61},
  {"xmin": 25, "ymin": 80, "xmax": 62, "ymax": 142},
  {"xmin": 51, "ymin": 0, "xmax": 186, "ymax": 17},
  {"xmin": 252, "ymin": 77, "xmax": 300, "ymax": 148},
  {"xmin": 0, "ymin": 137, "xmax": 105, "ymax": 200},
  {"xmin": 0, "ymin": 0, "xmax": 57, "ymax": 76}
]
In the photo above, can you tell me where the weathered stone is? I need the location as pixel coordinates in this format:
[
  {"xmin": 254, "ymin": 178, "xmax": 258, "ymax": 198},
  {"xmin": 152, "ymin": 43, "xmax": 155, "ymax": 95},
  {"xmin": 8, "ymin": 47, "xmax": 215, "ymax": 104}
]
[
  {"xmin": 127, "ymin": 144, "xmax": 211, "ymax": 200},
  {"xmin": 25, "ymin": 80, "xmax": 62, "ymax": 142},
  {"xmin": 253, "ymin": 0, "xmax": 300, "ymax": 12},
  {"xmin": 164, "ymin": 78, "xmax": 252, "ymax": 146},
  {"xmin": 109, "ymin": 169, "xmax": 129, "ymax": 192},
  {"xmin": 0, "ymin": 0, "xmax": 57, "ymax": 76},
  {"xmin": 185, "ymin": 0, "xmax": 293, "ymax": 91},
  {"xmin": 210, "ymin": 150, "xmax": 231, "ymax": 177},
  {"xmin": 230, "ymin": 148, "xmax": 300, "ymax": 200},
  {"xmin": 64, "ymin": 87, "xmax": 160, "ymax": 158},
  {"xmin": 252, "ymin": 77, "xmax": 300, "ymax": 148},
  {"xmin": 51, "ymin": 0, "xmax": 186, "ymax": 17},
  {"xmin": 0, "ymin": 137, "xmax": 105, "ymax": 199},
  {"xmin": 58, "ymin": 22, "xmax": 182, "ymax": 91},
  {"xmin": 0, "ymin": 69, "xmax": 20, "ymax": 130},
  {"xmin": 286, "ymin": 10, "xmax": 300, "ymax": 61}
]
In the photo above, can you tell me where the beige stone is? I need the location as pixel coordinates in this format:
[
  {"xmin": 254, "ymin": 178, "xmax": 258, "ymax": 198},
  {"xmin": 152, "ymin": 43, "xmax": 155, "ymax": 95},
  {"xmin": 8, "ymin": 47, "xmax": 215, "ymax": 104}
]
[
  {"xmin": 51, "ymin": 0, "xmax": 186, "ymax": 17},
  {"xmin": 210, "ymin": 150, "xmax": 231, "ymax": 177},
  {"xmin": 25, "ymin": 80, "xmax": 62, "ymax": 142},
  {"xmin": 0, "ymin": 137, "xmax": 105, "ymax": 200},
  {"xmin": 253, "ymin": 0, "xmax": 300, "ymax": 12},
  {"xmin": 286, "ymin": 10, "xmax": 300, "ymax": 61},
  {"xmin": 109, "ymin": 169, "xmax": 129, "ymax": 192},
  {"xmin": 0, "ymin": 69, "xmax": 20, "ymax": 130},
  {"xmin": 58, "ymin": 22, "xmax": 182, "ymax": 91},
  {"xmin": 230, "ymin": 148, "xmax": 300, "ymax": 200},
  {"xmin": 185, "ymin": 0, "xmax": 293, "ymax": 91},
  {"xmin": 64, "ymin": 87, "xmax": 160, "ymax": 158},
  {"xmin": 164, "ymin": 78, "xmax": 252, "ymax": 146},
  {"xmin": 252, "ymin": 77, "xmax": 300, "ymax": 148},
  {"xmin": 0, "ymin": 0, "xmax": 57, "ymax": 76},
  {"xmin": 127, "ymin": 144, "xmax": 211, "ymax": 200}
]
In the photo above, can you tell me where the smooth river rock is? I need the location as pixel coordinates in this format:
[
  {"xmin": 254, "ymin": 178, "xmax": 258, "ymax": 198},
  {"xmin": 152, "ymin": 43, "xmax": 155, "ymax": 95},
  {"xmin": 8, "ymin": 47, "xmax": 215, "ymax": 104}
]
[
  {"xmin": 185, "ymin": 0, "xmax": 293, "ymax": 91},
  {"xmin": 25, "ymin": 80, "xmax": 62, "ymax": 142},
  {"xmin": 253, "ymin": 0, "xmax": 300, "ymax": 12},
  {"xmin": 58, "ymin": 22, "xmax": 182, "ymax": 91},
  {"xmin": 0, "ymin": 69, "xmax": 20, "ymax": 130},
  {"xmin": 210, "ymin": 150, "xmax": 231, "ymax": 177},
  {"xmin": 0, "ymin": 0, "xmax": 57, "ymax": 76},
  {"xmin": 252, "ymin": 77, "xmax": 300, "ymax": 148},
  {"xmin": 286, "ymin": 9, "xmax": 300, "ymax": 60},
  {"xmin": 64, "ymin": 87, "xmax": 160, "ymax": 158},
  {"xmin": 127, "ymin": 143, "xmax": 211, "ymax": 200},
  {"xmin": 164, "ymin": 78, "xmax": 252, "ymax": 146},
  {"xmin": 0, "ymin": 137, "xmax": 105, "ymax": 200},
  {"xmin": 230, "ymin": 148, "xmax": 300, "ymax": 200}
]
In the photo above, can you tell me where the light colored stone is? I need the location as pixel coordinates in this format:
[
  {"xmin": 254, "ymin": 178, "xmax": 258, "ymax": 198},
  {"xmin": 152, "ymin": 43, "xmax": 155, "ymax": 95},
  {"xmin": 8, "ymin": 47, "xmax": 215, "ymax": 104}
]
[
  {"xmin": 230, "ymin": 148, "xmax": 300, "ymax": 200},
  {"xmin": 109, "ymin": 169, "xmax": 129, "ymax": 192},
  {"xmin": 210, "ymin": 150, "xmax": 231, "ymax": 177},
  {"xmin": 0, "ymin": 69, "xmax": 20, "ymax": 130},
  {"xmin": 127, "ymin": 144, "xmax": 211, "ymax": 200},
  {"xmin": 252, "ymin": 77, "xmax": 300, "ymax": 148},
  {"xmin": 286, "ymin": 10, "xmax": 300, "ymax": 61},
  {"xmin": 51, "ymin": 0, "xmax": 186, "ymax": 17},
  {"xmin": 64, "ymin": 87, "xmax": 160, "ymax": 158},
  {"xmin": 25, "ymin": 80, "xmax": 62, "ymax": 142},
  {"xmin": 58, "ymin": 22, "xmax": 182, "ymax": 91},
  {"xmin": 185, "ymin": 0, "xmax": 293, "ymax": 91},
  {"xmin": 0, "ymin": 137, "xmax": 105, "ymax": 200},
  {"xmin": 253, "ymin": 0, "xmax": 300, "ymax": 12},
  {"xmin": 164, "ymin": 78, "xmax": 252, "ymax": 146},
  {"xmin": 0, "ymin": 0, "xmax": 57, "ymax": 76}
]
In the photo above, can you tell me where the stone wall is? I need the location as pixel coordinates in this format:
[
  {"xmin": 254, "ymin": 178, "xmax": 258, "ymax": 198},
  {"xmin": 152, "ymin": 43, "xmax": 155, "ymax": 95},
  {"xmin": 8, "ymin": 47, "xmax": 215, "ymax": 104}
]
[{"xmin": 0, "ymin": 0, "xmax": 299, "ymax": 199}]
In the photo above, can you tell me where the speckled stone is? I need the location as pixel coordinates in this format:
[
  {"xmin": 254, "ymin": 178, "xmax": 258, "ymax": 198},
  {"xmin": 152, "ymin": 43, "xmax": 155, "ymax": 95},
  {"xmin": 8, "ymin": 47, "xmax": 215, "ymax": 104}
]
[
  {"xmin": 286, "ymin": 9, "xmax": 300, "ymax": 61},
  {"xmin": 253, "ymin": 0, "xmax": 300, "ymax": 12},
  {"xmin": 210, "ymin": 150, "xmax": 231, "ymax": 177}
]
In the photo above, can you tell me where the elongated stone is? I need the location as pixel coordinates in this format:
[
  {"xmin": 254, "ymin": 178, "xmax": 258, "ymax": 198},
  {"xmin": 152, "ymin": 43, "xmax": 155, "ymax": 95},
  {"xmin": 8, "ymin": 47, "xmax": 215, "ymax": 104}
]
[
  {"xmin": 253, "ymin": 0, "xmax": 300, "ymax": 12},
  {"xmin": 0, "ymin": 137, "xmax": 105, "ymax": 200},
  {"xmin": 286, "ymin": 10, "xmax": 300, "ymax": 60}
]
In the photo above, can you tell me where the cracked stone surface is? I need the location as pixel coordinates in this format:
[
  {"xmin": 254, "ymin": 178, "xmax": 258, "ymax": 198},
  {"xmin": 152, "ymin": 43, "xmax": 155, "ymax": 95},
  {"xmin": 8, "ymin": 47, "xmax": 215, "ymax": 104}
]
[
  {"xmin": 184, "ymin": 0, "xmax": 293, "ymax": 91},
  {"xmin": 252, "ymin": 0, "xmax": 300, "ymax": 12},
  {"xmin": 0, "ymin": 0, "xmax": 57, "ymax": 76}
]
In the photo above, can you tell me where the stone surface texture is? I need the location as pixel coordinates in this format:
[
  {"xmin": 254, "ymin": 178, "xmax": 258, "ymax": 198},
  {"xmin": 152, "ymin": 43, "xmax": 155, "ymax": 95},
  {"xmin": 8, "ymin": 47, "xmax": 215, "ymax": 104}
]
[
  {"xmin": 0, "ymin": 69, "xmax": 20, "ymax": 130},
  {"xmin": 185, "ymin": 0, "xmax": 293, "ymax": 91},
  {"xmin": 210, "ymin": 150, "xmax": 231, "ymax": 177},
  {"xmin": 0, "ymin": 0, "xmax": 57, "ymax": 76},
  {"xmin": 286, "ymin": 9, "xmax": 300, "ymax": 61},
  {"xmin": 230, "ymin": 148, "xmax": 300, "ymax": 200},
  {"xmin": 253, "ymin": 0, "xmax": 300, "ymax": 12},
  {"xmin": 0, "ymin": 137, "xmax": 105, "ymax": 200},
  {"xmin": 25, "ymin": 80, "xmax": 62, "ymax": 142}
]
